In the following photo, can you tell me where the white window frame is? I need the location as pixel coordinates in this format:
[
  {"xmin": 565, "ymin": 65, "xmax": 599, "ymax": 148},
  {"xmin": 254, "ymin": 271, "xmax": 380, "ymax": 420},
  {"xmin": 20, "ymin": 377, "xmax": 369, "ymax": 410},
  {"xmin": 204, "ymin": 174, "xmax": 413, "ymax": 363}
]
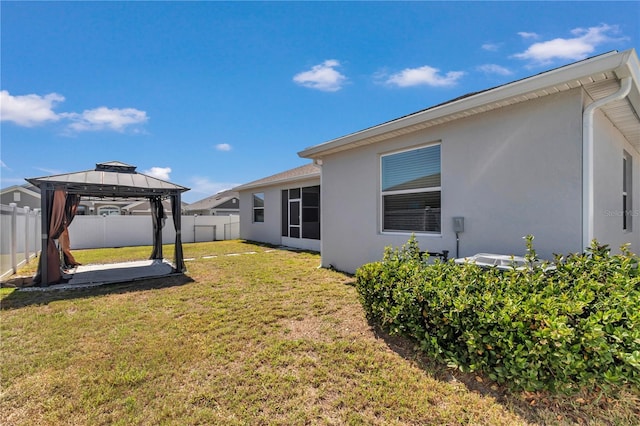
[
  {"xmin": 380, "ymin": 143, "xmax": 442, "ymax": 235},
  {"xmin": 98, "ymin": 205, "xmax": 121, "ymax": 216},
  {"xmin": 252, "ymin": 192, "xmax": 265, "ymax": 223},
  {"xmin": 288, "ymin": 189, "xmax": 301, "ymax": 238}
]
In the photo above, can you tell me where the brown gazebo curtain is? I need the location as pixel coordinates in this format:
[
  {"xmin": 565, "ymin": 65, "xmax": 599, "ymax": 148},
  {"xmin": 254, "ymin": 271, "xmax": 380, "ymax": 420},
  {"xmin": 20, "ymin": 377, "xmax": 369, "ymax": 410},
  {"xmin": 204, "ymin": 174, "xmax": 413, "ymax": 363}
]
[
  {"xmin": 60, "ymin": 194, "xmax": 81, "ymax": 268},
  {"xmin": 33, "ymin": 189, "xmax": 67, "ymax": 284}
]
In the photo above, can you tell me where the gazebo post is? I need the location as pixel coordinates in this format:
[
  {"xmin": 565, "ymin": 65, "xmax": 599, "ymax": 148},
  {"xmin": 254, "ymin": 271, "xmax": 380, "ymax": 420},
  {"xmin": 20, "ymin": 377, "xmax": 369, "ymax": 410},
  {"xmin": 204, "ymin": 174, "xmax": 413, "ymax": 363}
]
[
  {"xmin": 149, "ymin": 196, "xmax": 164, "ymax": 260},
  {"xmin": 172, "ymin": 192, "xmax": 185, "ymax": 272},
  {"xmin": 39, "ymin": 184, "xmax": 52, "ymax": 286}
]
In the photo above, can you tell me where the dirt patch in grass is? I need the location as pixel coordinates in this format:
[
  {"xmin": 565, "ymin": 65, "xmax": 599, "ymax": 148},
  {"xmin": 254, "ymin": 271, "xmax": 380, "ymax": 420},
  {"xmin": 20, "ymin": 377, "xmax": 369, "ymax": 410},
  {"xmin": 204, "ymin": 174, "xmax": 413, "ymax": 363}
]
[
  {"xmin": 280, "ymin": 316, "xmax": 331, "ymax": 342},
  {"xmin": 279, "ymin": 303, "xmax": 372, "ymax": 343}
]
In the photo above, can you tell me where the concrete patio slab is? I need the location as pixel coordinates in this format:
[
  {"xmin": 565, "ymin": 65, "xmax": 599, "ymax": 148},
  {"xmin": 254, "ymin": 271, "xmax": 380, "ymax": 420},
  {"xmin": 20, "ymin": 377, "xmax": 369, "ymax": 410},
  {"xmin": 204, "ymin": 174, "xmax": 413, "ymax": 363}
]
[{"xmin": 20, "ymin": 259, "xmax": 178, "ymax": 291}]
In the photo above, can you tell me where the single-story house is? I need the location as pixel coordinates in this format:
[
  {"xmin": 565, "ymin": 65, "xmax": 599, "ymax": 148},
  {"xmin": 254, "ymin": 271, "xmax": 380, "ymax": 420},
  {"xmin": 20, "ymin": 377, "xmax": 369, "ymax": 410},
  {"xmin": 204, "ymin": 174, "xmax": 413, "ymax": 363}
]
[
  {"xmin": 234, "ymin": 163, "xmax": 321, "ymax": 252},
  {"xmin": 183, "ymin": 190, "xmax": 240, "ymax": 216},
  {"xmin": 298, "ymin": 49, "xmax": 640, "ymax": 274},
  {"xmin": 77, "ymin": 198, "xmax": 139, "ymax": 216},
  {"xmin": 1, "ymin": 184, "xmax": 41, "ymax": 210}
]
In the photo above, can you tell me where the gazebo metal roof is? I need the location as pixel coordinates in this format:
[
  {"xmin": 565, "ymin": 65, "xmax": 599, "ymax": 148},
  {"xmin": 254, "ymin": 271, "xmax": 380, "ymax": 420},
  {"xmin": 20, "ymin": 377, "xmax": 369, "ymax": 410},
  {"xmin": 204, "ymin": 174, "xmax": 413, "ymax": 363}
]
[{"xmin": 26, "ymin": 161, "xmax": 189, "ymax": 198}]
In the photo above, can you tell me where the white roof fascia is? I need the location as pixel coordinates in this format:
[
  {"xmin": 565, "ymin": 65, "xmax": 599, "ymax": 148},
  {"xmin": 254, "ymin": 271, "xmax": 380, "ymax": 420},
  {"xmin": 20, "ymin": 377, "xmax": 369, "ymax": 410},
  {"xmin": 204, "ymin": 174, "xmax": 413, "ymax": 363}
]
[
  {"xmin": 2, "ymin": 185, "xmax": 40, "ymax": 197},
  {"xmin": 184, "ymin": 195, "xmax": 237, "ymax": 211},
  {"xmin": 233, "ymin": 173, "xmax": 321, "ymax": 192},
  {"xmin": 299, "ymin": 49, "xmax": 636, "ymax": 159},
  {"xmin": 614, "ymin": 49, "xmax": 640, "ymax": 119},
  {"xmin": 122, "ymin": 200, "xmax": 150, "ymax": 210}
]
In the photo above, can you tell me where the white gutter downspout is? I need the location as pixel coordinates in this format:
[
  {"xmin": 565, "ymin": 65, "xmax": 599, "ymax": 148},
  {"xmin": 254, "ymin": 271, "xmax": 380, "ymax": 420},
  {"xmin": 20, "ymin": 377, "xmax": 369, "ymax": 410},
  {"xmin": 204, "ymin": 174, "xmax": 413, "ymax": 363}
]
[
  {"xmin": 582, "ymin": 76, "xmax": 632, "ymax": 249},
  {"xmin": 313, "ymin": 158, "xmax": 324, "ymax": 267}
]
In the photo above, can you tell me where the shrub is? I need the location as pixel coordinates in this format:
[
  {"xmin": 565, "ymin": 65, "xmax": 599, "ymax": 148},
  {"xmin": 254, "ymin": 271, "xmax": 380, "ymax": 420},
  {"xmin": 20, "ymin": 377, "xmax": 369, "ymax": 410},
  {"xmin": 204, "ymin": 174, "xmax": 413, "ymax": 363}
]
[{"xmin": 355, "ymin": 236, "xmax": 640, "ymax": 392}]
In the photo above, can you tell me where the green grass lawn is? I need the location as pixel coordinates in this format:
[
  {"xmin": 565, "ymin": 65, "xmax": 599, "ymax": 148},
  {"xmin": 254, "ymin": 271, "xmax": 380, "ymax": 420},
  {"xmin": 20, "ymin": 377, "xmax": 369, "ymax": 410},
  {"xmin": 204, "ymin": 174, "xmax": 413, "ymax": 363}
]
[{"xmin": 1, "ymin": 241, "xmax": 638, "ymax": 425}]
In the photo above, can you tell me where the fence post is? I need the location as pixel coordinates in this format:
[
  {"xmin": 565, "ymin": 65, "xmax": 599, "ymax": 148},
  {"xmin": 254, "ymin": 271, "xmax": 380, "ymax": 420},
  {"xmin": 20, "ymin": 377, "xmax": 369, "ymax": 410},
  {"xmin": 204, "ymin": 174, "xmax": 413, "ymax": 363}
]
[
  {"xmin": 9, "ymin": 203, "xmax": 17, "ymax": 274},
  {"xmin": 24, "ymin": 206, "xmax": 31, "ymax": 263},
  {"xmin": 34, "ymin": 208, "xmax": 41, "ymax": 254}
]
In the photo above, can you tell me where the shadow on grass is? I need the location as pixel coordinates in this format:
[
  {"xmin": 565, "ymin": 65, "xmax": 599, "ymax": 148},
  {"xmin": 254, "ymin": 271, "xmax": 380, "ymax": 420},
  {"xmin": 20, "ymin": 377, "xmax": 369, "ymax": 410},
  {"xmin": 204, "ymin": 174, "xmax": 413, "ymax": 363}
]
[
  {"xmin": 0, "ymin": 273, "xmax": 195, "ymax": 311},
  {"xmin": 240, "ymin": 239, "xmax": 321, "ymax": 255},
  {"xmin": 370, "ymin": 324, "xmax": 637, "ymax": 426}
]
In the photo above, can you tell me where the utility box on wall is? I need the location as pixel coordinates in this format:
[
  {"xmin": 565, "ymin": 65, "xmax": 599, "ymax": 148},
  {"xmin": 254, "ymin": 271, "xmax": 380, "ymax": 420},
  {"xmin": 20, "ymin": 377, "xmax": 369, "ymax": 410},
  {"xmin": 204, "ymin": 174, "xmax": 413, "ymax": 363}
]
[{"xmin": 453, "ymin": 217, "xmax": 465, "ymax": 233}]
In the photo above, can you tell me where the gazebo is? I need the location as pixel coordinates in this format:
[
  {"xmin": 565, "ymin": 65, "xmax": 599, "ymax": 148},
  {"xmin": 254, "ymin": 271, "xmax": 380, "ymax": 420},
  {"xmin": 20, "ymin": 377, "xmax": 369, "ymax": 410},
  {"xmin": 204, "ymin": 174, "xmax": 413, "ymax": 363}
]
[{"xmin": 26, "ymin": 161, "xmax": 190, "ymax": 286}]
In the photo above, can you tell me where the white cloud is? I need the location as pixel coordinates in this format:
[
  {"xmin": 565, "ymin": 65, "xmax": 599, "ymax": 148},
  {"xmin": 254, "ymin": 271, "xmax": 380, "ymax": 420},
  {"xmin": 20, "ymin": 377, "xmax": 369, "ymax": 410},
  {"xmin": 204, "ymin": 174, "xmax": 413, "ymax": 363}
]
[
  {"xmin": 62, "ymin": 107, "xmax": 148, "ymax": 132},
  {"xmin": 0, "ymin": 90, "xmax": 148, "ymax": 133},
  {"xmin": 476, "ymin": 64, "xmax": 513, "ymax": 76},
  {"xmin": 293, "ymin": 59, "xmax": 347, "ymax": 92},
  {"xmin": 0, "ymin": 90, "xmax": 64, "ymax": 127},
  {"xmin": 215, "ymin": 143, "xmax": 232, "ymax": 152},
  {"xmin": 385, "ymin": 65, "xmax": 465, "ymax": 88},
  {"xmin": 143, "ymin": 166, "xmax": 172, "ymax": 181},
  {"xmin": 481, "ymin": 43, "xmax": 501, "ymax": 52},
  {"xmin": 1, "ymin": 160, "xmax": 8, "ymax": 169},
  {"xmin": 514, "ymin": 24, "xmax": 626, "ymax": 65},
  {"xmin": 189, "ymin": 177, "xmax": 241, "ymax": 196},
  {"xmin": 34, "ymin": 166, "xmax": 64, "ymax": 175},
  {"xmin": 518, "ymin": 32, "xmax": 539, "ymax": 40}
]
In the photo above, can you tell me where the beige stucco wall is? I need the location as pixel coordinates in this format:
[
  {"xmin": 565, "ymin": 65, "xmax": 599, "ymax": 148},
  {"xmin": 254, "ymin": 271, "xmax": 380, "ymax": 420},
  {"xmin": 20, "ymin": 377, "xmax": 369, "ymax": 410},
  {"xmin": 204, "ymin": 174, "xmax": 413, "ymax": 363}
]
[
  {"xmin": 592, "ymin": 109, "xmax": 640, "ymax": 253},
  {"xmin": 319, "ymin": 89, "xmax": 586, "ymax": 273},
  {"xmin": 238, "ymin": 176, "xmax": 321, "ymax": 251}
]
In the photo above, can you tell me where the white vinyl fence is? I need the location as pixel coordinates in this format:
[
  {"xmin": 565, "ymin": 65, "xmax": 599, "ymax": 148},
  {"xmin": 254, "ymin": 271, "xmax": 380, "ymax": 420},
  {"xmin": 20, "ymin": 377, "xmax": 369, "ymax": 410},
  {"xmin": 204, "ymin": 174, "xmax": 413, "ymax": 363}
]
[
  {"xmin": 68, "ymin": 214, "xmax": 240, "ymax": 249},
  {"xmin": 1, "ymin": 204, "xmax": 41, "ymax": 280},
  {"xmin": 0, "ymin": 209, "xmax": 239, "ymax": 279}
]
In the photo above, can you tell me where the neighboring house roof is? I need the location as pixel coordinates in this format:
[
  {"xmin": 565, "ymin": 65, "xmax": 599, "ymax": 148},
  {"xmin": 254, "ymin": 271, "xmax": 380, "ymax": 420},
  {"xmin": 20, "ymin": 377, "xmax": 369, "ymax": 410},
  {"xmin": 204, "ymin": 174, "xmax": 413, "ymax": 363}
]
[
  {"xmin": 26, "ymin": 161, "xmax": 189, "ymax": 197},
  {"xmin": 385, "ymin": 173, "xmax": 441, "ymax": 192},
  {"xmin": 299, "ymin": 49, "xmax": 640, "ymax": 159},
  {"xmin": 183, "ymin": 190, "xmax": 239, "ymax": 212},
  {"xmin": 0, "ymin": 184, "xmax": 42, "ymax": 209},
  {"xmin": 233, "ymin": 163, "xmax": 321, "ymax": 191},
  {"xmin": 0, "ymin": 183, "xmax": 41, "ymax": 197}
]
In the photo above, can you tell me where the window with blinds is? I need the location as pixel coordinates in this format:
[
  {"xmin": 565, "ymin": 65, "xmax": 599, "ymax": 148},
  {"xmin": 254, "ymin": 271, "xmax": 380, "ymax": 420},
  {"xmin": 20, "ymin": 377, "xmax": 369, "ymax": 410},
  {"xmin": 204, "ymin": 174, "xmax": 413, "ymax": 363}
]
[{"xmin": 381, "ymin": 144, "xmax": 441, "ymax": 233}]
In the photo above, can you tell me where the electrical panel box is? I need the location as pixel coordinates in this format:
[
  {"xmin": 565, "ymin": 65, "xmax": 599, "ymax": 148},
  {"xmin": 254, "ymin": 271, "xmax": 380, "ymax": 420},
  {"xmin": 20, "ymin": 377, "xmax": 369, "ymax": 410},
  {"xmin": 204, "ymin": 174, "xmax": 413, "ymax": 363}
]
[{"xmin": 453, "ymin": 217, "xmax": 465, "ymax": 233}]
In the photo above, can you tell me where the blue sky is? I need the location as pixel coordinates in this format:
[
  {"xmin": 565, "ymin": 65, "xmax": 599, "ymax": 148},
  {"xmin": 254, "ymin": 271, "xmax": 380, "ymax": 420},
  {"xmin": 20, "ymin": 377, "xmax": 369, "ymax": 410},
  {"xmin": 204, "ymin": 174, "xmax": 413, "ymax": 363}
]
[{"xmin": 1, "ymin": 2, "xmax": 638, "ymax": 203}]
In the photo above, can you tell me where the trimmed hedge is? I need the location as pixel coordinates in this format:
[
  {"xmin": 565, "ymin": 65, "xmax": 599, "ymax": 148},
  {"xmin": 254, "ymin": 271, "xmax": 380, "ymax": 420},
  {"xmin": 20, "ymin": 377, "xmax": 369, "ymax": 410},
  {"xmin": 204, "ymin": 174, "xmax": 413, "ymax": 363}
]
[{"xmin": 355, "ymin": 236, "xmax": 640, "ymax": 392}]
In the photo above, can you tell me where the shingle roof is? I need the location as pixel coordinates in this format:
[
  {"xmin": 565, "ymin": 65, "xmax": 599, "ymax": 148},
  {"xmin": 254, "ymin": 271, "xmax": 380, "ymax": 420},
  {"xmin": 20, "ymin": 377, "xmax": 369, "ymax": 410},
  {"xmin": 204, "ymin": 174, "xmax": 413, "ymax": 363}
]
[
  {"xmin": 0, "ymin": 183, "xmax": 41, "ymax": 195},
  {"xmin": 233, "ymin": 163, "xmax": 320, "ymax": 191},
  {"xmin": 184, "ymin": 190, "xmax": 239, "ymax": 211}
]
